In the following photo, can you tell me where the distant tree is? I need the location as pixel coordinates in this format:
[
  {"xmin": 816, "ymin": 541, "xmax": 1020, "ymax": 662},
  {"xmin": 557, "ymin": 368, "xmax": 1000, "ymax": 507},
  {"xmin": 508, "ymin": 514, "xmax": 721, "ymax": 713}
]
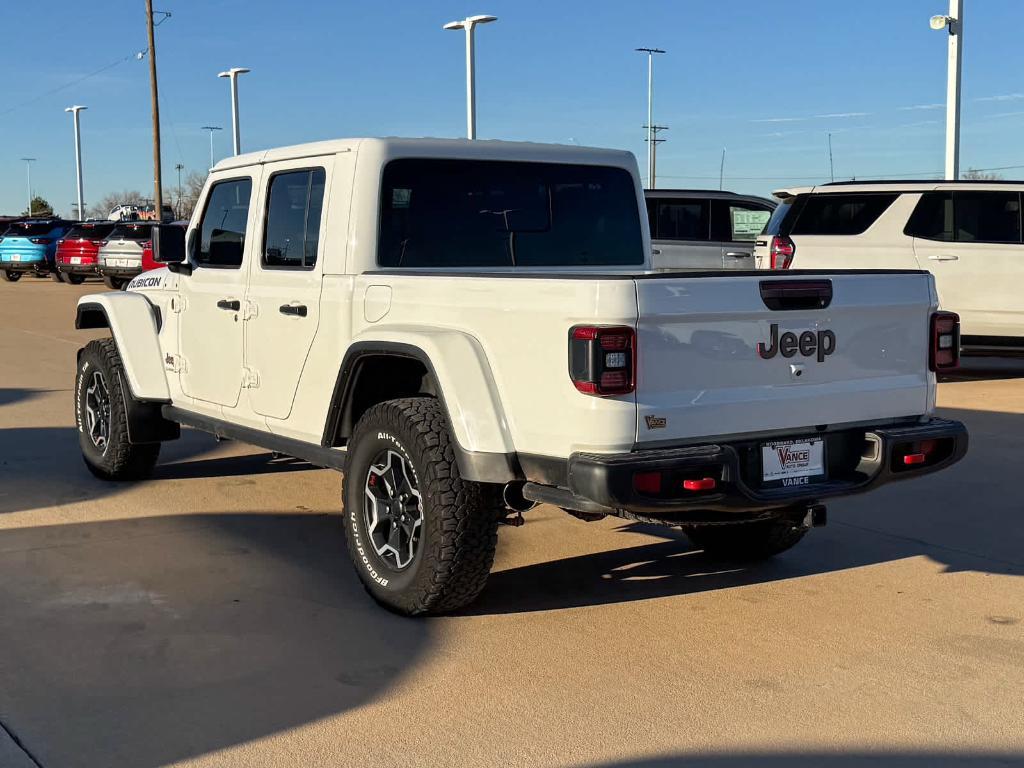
[
  {"xmin": 174, "ymin": 171, "xmax": 207, "ymax": 220},
  {"xmin": 22, "ymin": 196, "xmax": 54, "ymax": 217},
  {"xmin": 86, "ymin": 190, "xmax": 148, "ymax": 220},
  {"xmin": 962, "ymin": 168, "xmax": 1004, "ymax": 180}
]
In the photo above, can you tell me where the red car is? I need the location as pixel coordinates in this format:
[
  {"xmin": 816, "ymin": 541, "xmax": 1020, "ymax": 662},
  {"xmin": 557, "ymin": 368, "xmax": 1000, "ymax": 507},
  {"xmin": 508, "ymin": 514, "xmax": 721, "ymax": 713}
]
[{"xmin": 54, "ymin": 222, "xmax": 117, "ymax": 284}]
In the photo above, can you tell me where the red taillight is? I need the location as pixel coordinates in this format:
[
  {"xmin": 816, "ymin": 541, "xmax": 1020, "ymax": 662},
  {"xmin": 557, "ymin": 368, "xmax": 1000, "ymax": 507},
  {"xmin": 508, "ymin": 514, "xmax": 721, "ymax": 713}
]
[
  {"xmin": 569, "ymin": 325, "xmax": 636, "ymax": 397},
  {"xmin": 769, "ymin": 235, "xmax": 795, "ymax": 269},
  {"xmin": 929, "ymin": 311, "xmax": 960, "ymax": 371},
  {"xmin": 633, "ymin": 471, "xmax": 662, "ymax": 495},
  {"xmin": 30, "ymin": 237, "xmax": 52, "ymax": 245},
  {"xmin": 140, "ymin": 240, "xmax": 153, "ymax": 250}
]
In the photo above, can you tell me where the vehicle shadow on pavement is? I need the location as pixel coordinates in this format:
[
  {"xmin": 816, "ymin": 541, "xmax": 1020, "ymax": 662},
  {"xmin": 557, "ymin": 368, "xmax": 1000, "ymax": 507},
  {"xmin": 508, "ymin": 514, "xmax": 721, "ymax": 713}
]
[
  {"xmin": 582, "ymin": 752, "xmax": 1024, "ymax": 767},
  {"xmin": 471, "ymin": 405, "xmax": 1023, "ymax": 615},
  {"xmin": 0, "ymin": 426, "xmax": 313, "ymax": 514},
  {"xmin": 941, "ymin": 356, "xmax": 1024, "ymax": 382},
  {"xmin": 0, "ymin": 511, "xmax": 428, "ymax": 768},
  {"xmin": 0, "ymin": 388, "xmax": 58, "ymax": 407}
]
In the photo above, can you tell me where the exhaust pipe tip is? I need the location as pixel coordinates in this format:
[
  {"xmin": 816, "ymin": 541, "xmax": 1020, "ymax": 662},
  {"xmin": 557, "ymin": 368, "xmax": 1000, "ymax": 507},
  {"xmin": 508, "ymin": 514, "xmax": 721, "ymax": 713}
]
[{"xmin": 502, "ymin": 481, "xmax": 537, "ymax": 513}]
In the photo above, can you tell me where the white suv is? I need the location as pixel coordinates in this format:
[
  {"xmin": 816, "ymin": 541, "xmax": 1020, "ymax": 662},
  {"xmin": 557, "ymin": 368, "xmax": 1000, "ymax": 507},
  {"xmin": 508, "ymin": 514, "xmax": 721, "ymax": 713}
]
[{"xmin": 754, "ymin": 181, "xmax": 1024, "ymax": 351}]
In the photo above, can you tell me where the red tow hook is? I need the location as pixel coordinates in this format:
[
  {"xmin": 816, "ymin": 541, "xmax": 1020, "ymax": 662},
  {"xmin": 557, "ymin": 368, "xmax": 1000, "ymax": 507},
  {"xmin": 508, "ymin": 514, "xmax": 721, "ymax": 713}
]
[{"xmin": 683, "ymin": 477, "xmax": 717, "ymax": 491}]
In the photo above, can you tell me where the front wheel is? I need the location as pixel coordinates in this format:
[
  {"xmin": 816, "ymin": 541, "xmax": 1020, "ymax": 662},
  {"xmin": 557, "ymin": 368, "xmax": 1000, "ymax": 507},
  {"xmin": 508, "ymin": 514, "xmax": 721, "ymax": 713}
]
[
  {"xmin": 1, "ymin": 270, "xmax": 21, "ymax": 282},
  {"xmin": 342, "ymin": 397, "xmax": 501, "ymax": 616},
  {"xmin": 76, "ymin": 339, "xmax": 160, "ymax": 480},
  {"xmin": 684, "ymin": 517, "xmax": 808, "ymax": 561}
]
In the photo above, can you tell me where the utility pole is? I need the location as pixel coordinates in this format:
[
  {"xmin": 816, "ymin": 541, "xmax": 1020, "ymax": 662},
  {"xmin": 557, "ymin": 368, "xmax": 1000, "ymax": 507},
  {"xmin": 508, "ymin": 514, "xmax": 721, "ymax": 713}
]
[
  {"xmin": 828, "ymin": 132, "xmax": 835, "ymax": 182},
  {"xmin": 65, "ymin": 106, "xmax": 87, "ymax": 221},
  {"xmin": 643, "ymin": 125, "xmax": 668, "ymax": 189},
  {"xmin": 201, "ymin": 125, "xmax": 222, "ymax": 169},
  {"xmin": 145, "ymin": 0, "xmax": 163, "ymax": 220},
  {"xmin": 20, "ymin": 158, "xmax": 36, "ymax": 216},
  {"xmin": 175, "ymin": 162, "xmax": 184, "ymax": 219},
  {"xmin": 719, "ymin": 148, "xmax": 726, "ymax": 190},
  {"xmin": 443, "ymin": 15, "xmax": 498, "ymax": 140},
  {"xmin": 635, "ymin": 47, "xmax": 665, "ymax": 189}
]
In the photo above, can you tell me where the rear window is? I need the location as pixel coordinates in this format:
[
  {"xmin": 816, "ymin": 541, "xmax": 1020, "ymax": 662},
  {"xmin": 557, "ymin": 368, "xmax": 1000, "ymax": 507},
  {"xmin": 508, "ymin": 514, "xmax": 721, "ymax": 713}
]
[
  {"xmin": 905, "ymin": 191, "xmax": 1022, "ymax": 244},
  {"xmin": 647, "ymin": 198, "xmax": 709, "ymax": 241},
  {"xmin": 790, "ymin": 193, "xmax": 898, "ymax": 236},
  {"xmin": 762, "ymin": 200, "xmax": 793, "ymax": 236},
  {"xmin": 378, "ymin": 159, "xmax": 644, "ymax": 268},
  {"xmin": 110, "ymin": 223, "xmax": 153, "ymax": 241},
  {"xmin": 4, "ymin": 222, "xmax": 58, "ymax": 237},
  {"xmin": 66, "ymin": 223, "xmax": 117, "ymax": 240}
]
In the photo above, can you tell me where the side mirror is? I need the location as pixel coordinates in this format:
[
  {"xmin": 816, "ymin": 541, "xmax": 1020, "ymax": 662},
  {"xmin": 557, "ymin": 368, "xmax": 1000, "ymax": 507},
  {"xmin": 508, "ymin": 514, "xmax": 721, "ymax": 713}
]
[{"xmin": 152, "ymin": 224, "xmax": 186, "ymax": 264}]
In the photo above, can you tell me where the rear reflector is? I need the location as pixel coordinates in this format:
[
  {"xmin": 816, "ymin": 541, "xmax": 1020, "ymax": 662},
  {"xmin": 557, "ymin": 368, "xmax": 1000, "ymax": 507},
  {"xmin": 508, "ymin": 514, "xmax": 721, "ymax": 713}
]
[
  {"xmin": 903, "ymin": 453, "xmax": 926, "ymax": 465},
  {"xmin": 633, "ymin": 471, "xmax": 662, "ymax": 495},
  {"xmin": 569, "ymin": 325, "xmax": 636, "ymax": 397},
  {"xmin": 683, "ymin": 477, "xmax": 717, "ymax": 491},
  {"xmin": 929, "ymin": 311, "xmax": 960, "ymax": 371}
]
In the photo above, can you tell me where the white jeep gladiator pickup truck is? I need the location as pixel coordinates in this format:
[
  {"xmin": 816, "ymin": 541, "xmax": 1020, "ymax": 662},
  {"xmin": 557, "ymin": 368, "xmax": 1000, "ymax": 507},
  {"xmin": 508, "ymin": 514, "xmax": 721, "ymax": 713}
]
[{"xmin": 73, "ymin": 138, "xmax": 968, "ymax": 615}]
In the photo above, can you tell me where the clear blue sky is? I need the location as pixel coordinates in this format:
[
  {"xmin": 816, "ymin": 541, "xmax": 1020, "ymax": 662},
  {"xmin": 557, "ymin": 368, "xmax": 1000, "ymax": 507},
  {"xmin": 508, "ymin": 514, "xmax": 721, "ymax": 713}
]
[{"xmin": 2, "ymin": 0, "xmax": 1024, "ymax": 216}]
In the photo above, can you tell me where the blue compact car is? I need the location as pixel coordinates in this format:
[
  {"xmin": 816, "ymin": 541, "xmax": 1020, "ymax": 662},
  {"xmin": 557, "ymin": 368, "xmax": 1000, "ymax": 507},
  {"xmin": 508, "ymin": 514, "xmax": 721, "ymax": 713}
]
[{"xmin": 0, "ymin": 219, "xmax": 76, "ymax": 282}]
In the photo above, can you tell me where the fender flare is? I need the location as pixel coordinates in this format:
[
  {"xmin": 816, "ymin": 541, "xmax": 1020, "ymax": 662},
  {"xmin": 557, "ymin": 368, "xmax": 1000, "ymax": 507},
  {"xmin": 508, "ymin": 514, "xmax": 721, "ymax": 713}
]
[
  {"xmin": 323, "ymin": 331, "xmax": 520, "ymax": 484},
  {"xmin": 75, "ymin": 293, "xmax": 170, "ymax": 402}
]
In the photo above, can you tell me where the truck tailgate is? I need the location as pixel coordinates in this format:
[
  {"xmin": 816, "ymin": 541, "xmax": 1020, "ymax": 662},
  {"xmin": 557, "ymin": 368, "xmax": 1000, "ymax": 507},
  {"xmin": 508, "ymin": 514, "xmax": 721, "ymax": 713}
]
[{"xmin": 634, "ymin": 272, "xmax": 935, "ymax": 445}]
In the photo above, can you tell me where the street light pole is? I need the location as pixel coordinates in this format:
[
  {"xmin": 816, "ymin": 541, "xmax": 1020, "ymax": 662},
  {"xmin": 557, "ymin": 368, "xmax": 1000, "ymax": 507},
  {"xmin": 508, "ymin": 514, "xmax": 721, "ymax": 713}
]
[
  {"xmin": 443, "ymin": 15, "xmax": 497, "ymax": 140},
  {"xmin": 931, "ymin": 0, "xmax": 963, "ymax": 180},
  {"xmin": 145, "ymin": 0, "xmax": 164, "ymax": 221},
  {"xmin": 217, "ymin": 68, "xmax": 250, "ymax": 155},
  {"xmin": 65, "ymin": 106, "xmax": 87, "ymax": 221},
  {"xmin": 201, "ymin": 125, "xmax": 222, "ymax": 169},
  {"xmin": 175, "ymin": 163, "xmax": 184, "ymax": 219},
  {"xmin": 635, "ymin": 47, "xmax": 665, "ymax": 189},
  {"xmin": 20, "ymin": 158, "xmax": 36, "ymax": 216}
]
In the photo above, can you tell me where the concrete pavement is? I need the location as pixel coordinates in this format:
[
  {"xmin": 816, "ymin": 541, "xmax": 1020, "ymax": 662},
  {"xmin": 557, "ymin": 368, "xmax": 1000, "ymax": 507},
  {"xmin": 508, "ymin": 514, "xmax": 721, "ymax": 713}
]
[{"xmin": 0, "ymin": 277, "xmax": 1021, "ymax": 768}]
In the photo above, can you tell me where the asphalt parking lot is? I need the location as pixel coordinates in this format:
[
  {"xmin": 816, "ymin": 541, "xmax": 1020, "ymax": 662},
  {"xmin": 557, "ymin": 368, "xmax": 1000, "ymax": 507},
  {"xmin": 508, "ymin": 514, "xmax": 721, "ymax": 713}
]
[{"xmin": 0, "ymin": 278, "xmax": 1022, "ymax": 768}]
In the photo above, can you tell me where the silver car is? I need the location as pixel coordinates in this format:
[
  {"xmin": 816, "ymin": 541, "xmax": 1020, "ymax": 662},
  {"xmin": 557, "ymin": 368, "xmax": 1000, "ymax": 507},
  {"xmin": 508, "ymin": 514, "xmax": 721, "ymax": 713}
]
[
  {"xmin": 645, "ymin": 189, "xmax": 775, "ymax": 271},
  {"xmin": 96, "ymin": 222, "xmax": 154, "ymax": 290}
]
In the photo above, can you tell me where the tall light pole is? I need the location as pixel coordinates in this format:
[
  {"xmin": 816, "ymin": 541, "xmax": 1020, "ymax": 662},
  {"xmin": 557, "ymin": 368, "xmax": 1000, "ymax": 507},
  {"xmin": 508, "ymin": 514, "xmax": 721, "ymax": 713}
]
[
  {"xmin": 217, "ymin": 67, "xmax": 250, "ymax": 155},
  {"xmin": 65, "ymin": 106, "xmax": 87, "ymax": 221},
  {"xmin": 20, "ymin": 158, "xmax": 36, "ymax": 216},
  {"xmin": 931, "ymin": 0, "xmax": 963, "ymax": 180},
  {"xmin": 201, "ymin": 125, "xmax": 222, "ymax": 169},
  {"xmin": 828, "ymin": 132, "xmax": 835, "ymax": 182},
  {"xmin": 636, "ymin": 48, "xmax": 665, "ymax": 189},
  {"xmin": 174, "ymin": 162, "xmax": 184, "ymax": 219},
  {"xmin": 443, "ymin": 15, "xmax": 497, "ymax": 140}
]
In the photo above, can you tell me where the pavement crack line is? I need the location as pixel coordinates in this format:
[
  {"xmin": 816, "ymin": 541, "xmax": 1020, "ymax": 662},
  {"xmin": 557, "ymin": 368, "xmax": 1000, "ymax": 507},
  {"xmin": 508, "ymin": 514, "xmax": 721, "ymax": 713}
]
[{"xmin": 0, "ymin": 715, "xmax": 44, "ymax": 768}]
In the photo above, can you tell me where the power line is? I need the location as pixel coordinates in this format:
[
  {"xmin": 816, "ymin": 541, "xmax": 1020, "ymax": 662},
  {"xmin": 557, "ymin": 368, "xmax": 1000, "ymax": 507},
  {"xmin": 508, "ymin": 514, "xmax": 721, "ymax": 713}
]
[{"xmin": 658, "ymin": 162, "xmax": 1024, "ymax": 182}]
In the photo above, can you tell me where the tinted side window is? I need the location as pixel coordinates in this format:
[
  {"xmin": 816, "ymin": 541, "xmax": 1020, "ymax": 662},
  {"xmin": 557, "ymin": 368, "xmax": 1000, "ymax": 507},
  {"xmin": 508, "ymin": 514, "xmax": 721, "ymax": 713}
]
[
  {"xmin": 379, "ymin": 159, "xmax": 643, "ymax": 268},
  {"xmin": 791, "ymin": 193, "xmax": 898, "ymax": 236},
  {"xmin": 906, "ymin": 191, "xmax": 1022, "ymax": 243},
  {"xmin": 955, "ymin": 192, "xmax": 1020, "ymax": 243},
  {"xmin": 263, "ymin": 168, "xmax": 326, "ymax": 269},
  {"xmin": 762, "ymin": 199, "xmax": 795, "ymax": 236},
  {"xmin": 195, "ymin": 178, "xmax": 252, "ymax": 268},
  {"xmin": 655, "ymin": 200, "xmax": 709, "ymax": 241}
]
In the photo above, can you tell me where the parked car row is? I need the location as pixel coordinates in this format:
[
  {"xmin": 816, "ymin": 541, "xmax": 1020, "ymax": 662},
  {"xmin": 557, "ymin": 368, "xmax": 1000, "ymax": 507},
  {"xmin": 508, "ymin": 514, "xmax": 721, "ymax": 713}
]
[{"xmin": 1, "ymin": 219, "xmax": 185, "ymax": 289}]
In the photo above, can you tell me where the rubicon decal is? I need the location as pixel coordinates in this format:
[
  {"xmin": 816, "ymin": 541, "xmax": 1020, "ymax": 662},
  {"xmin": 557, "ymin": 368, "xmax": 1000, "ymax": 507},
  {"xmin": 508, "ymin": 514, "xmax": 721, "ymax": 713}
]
[{"xmin": 757, "ymin": 323, "xmax": 836, "ymax": 363}]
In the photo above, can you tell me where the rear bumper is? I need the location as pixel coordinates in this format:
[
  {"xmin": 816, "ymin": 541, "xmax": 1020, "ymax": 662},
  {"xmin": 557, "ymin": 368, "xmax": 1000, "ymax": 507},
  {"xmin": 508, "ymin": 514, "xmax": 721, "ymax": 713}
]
[
  {"xmin": 0, "ymin": 258, "xmax": 50, "ymax": 273},
  {"xmin": 97, "ymin": 264, "xmax": 142, "ymax": 279},
  {"xmin": 524, "ymin": 418, "xmax": 968, "ymax": 519},
  {"xmin": 57, "ymin": 262, "xmax": 98, "ymax": 276}
]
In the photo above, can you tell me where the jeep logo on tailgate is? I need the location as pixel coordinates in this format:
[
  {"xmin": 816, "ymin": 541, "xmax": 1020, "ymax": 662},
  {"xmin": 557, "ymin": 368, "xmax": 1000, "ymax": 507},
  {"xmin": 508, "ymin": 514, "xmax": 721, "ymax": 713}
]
[{"xmin": 757, "ymin": 323, "xmax": 836, "ymax": 362}]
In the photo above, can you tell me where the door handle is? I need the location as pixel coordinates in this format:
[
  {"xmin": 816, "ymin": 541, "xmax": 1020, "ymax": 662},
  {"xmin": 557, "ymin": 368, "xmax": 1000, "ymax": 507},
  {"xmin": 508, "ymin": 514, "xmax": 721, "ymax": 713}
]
[
  {"xmin": 725, "ymin": 251, "xmax": 751, "ymax": 258},
  {"xmin": 217, "ymin": 299, "xmax": 241, "ymax": 311},
  {"xmin": 652, "ymin": 248, "xmax": 662, "ymax": 255},
  {"xmin": 928, "ymin": 254, "xmax": 959, "ymax": 261},
  {"xmin": 279, "ymin": 303, "xmax": 308, "ymax": 317}
]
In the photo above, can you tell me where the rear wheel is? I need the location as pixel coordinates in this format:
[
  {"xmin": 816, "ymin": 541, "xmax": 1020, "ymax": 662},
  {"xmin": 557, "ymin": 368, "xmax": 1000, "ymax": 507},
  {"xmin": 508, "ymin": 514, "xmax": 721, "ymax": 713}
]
[
  {"xmin": 65, "ymin": 273, "xmax": 85, "ymax": 285},
  {"xmin": 1, "ymin": 270, "xmax": 21, "ymax": 282},
  {"xmin": 102, "ymin": 276, "xmax": 128, "ymax": 290},
  {"xmin": 75, "ymin": 339, "xmax": 160, "ymax": 480},
  {"xmin": 342, "ymin": 397, "xmax": 501, "ymax": 616},
  {"xmin": 51, "ymin": 271, "xmax": 66, "ymax": 283},
  {"xmin": 684, "ymin": 517, "xmax": 807, "ymax": 561}
]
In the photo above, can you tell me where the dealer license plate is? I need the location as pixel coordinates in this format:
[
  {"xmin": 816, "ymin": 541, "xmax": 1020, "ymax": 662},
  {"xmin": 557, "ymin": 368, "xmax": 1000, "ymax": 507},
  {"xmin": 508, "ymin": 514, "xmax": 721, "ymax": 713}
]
[
  {"xmin": 761, "ymin": 438, "xmax": 825, "ymax": 488},
  {"xmin": 70, "ymin": 256, "xmax": 82, "ymax": 265},
  {"xmin": 10, "ymin": 254, "xmax": 20, "ymax": 261}
]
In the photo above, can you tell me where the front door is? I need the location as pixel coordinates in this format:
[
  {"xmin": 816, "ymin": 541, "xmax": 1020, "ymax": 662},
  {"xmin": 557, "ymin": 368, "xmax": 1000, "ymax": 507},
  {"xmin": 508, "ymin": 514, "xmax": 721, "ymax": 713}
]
[
  {"xmin": 244, "ymin": 160, "xmax": 332, "ymax": 420},
  {"xmin": 178, "ymin": 175, "xmax": 256, "ymax": 407}
]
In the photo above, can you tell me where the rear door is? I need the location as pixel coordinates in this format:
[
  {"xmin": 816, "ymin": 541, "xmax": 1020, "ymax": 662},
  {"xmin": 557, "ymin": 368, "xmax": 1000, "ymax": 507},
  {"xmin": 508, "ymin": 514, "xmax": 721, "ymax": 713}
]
[
  {"xmin": 647, "ymin": 196, "xmax": 723, "ymax": 270},
  {"xmin": 244, "ymin": 158, "xmax": 332, "ymax": 420},
  {"xmin": 178, "ymin": 174, "xmax": 257, "ymax": 408},
  {"xmin": 633, "ymin": 272, "xmax": 935, "ymax": 445},
  {"xmin": 712, "ymin": 199, "xmax": 773, "ymax": 270},
  {"xmin": 908, "ymin": 190, "xmax": 1024, "ymax": 339}
]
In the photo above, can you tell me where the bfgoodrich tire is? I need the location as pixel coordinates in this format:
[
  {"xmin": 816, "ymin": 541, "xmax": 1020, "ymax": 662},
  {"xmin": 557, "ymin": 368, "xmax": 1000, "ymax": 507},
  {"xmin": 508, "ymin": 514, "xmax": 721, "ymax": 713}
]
[
  {"xmin": 342, "ymin": 397, "xmax": 501, "ymax": 616},
  {"xmin": 75, "ymin": 339, "xmax": 160, "ymax": 480},
  {"xmin": 684, "ymin": 518, "xmax": 807, "ymax": 561}
]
